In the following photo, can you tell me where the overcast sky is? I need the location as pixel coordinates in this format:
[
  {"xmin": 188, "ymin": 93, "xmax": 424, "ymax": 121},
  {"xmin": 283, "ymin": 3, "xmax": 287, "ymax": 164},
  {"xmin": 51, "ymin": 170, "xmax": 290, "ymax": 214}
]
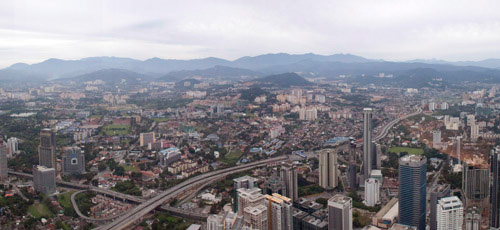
[{"xmin": 1, "ymin": 0, "xmax": 500, "ymax": 68}]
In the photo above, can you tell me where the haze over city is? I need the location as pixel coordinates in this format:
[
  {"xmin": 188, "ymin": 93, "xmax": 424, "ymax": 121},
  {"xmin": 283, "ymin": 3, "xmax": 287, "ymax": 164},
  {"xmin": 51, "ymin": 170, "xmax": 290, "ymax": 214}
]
[{"xmin": 2, "ymin": 1, "xmax": 500, "ymax": 230}]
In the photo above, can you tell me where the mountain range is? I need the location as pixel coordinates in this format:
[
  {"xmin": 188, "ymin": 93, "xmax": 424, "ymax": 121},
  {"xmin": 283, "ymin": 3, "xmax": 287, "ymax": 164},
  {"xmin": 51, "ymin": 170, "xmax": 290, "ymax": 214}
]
[{"xmin": 3, "ymin": 53, "xmax": 500, "ymax": 87}]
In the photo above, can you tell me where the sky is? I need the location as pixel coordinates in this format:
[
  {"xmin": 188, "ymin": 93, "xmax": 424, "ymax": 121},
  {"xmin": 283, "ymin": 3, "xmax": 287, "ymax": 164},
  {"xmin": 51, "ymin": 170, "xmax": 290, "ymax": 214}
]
[{"xmin": 1, "ymin": 0, "xmax": 500, "ymax": 68}]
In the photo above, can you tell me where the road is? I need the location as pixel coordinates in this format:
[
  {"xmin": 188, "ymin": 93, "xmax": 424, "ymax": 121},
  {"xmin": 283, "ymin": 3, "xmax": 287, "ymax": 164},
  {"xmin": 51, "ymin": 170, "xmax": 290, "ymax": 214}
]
[
  {"xmin": 374, "ymin": 107, "xmax": 423, "ymax": 142},
  {"xmin": 98, "ymin": 156, "xmax": 287, "ymax": 230}
]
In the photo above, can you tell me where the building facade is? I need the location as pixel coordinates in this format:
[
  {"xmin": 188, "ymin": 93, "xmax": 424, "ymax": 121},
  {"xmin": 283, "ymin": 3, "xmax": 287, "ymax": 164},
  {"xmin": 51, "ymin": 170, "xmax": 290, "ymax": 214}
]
[
  {"xmin": 280, "ymin": 161, "xmax": 298, "ymax": 201},
  {"xmin": 363, "ymin": 108, "xmax": 373, "ymax": 185},
  {"xmin": 319, "ymin": 150, "xmax": 338, "ymax": 189},
  {"xmin": 328, "ymin": 194, "xmax": 353, "ymax": 230},
  {"xmin": 33, "ymin": 165, "xmax": 56, "ymax": 194},
  {"xmin": 429, "ymin": 184, "xmax": 451, "ymax": 230},
  {"xmin": 463, "ymin": 161, "xmax": 489, "ymax": 201},
  {"xmin": 38, "ymin": 128, "xmax": 56, "ymax": 169},
  {"xmin": 266, "ymin": 193, "xmax": 293, "ymax": 230},
  {"xmin": 139, "ymin": 132, "xmax": 155, "ymax": 147},
  {"xmin": 364, "ymin": 178, "xmax": 380, "ymax": 206},
  {"xmin": 399, "ymin": 155, "xmax": 427, "ymax": 230},
  {"xmin": 62, "ymin": 146, "xmax": 85, "ymax": 175},
  {"xmin": 436, "ymin": 196, "xmax": 463, "ymax": 230},
  {"xmin": 0, "ymin": 141, "xmax": 7, "ymax": 182},
  {"xmin": 492, "ymin": 147, "xmax": 500, "ymax": 228},
  {"xmin": 243, "ymin": 204, "xmax": 268, "ymax": 230}
]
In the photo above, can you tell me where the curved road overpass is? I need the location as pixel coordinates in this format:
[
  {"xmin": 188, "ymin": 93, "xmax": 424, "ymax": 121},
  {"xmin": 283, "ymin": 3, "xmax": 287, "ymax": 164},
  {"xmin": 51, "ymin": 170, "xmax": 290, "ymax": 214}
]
[
  {"xmin": 98, "ymin": 156, "xmax": 287, "ymax": 230},
  {"xmin": 374, "ymin": 107, "xmax": 422, "ymax": 142}
]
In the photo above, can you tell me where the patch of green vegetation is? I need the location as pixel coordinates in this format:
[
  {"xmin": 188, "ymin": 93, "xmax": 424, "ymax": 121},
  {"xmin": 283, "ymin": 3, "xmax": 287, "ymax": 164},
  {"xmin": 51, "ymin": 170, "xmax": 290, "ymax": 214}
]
[
  {"xmin": 388, "ymin": 147, "xmax": 424, "ymax": 155},
  {"xmin": 298, "ymin": 185, "xmax": 324, "ymax": 197},
  {"xmin": 57, "ymin": 191, "xmax": 74, "ymax": 209},
  {"xmin": 112, "ymin": 180, "xmax": 141, "ymax": 196},
  {"xmin": 148, "ymin": 212, "xmax": 194, "ymax": 230},
  {"xmin": 75, "ymin": 191, "xmax": 96, "ymax": 215},
  {"xmin": 151, "ymin": 117, "xmax": 170, "ymax": 122},
  {"xmin": 100, "ymin": 124, "xmax": 130, "ymax": 136},
  {"xmin": 220, "ymin": 149, "xmax": 243, "ymax": 165},
  {"xmin": 123, "ymin": 164, "xmax": 138, "ymax": 172},
  {"xmin": 28, "ymin": 203, "xmax": 54, "ymax": 219}
]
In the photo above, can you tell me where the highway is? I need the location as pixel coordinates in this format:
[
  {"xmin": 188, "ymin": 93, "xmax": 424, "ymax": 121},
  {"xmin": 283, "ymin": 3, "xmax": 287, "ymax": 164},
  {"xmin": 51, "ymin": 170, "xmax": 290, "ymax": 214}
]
[
  {"xmin": 374, "ymin": 106, "xmax": 423, "ymax": 142},
  {"xmin": 98, "ymin": 156, "xmax": 287, "ymax": 230}
]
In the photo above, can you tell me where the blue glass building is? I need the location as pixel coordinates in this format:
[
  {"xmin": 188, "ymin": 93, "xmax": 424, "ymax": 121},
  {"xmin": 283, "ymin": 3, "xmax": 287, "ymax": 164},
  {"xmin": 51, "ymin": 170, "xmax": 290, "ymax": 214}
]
[{"xmin": 399, "ymin": 155, "xmax": 427, "ymax": 230}]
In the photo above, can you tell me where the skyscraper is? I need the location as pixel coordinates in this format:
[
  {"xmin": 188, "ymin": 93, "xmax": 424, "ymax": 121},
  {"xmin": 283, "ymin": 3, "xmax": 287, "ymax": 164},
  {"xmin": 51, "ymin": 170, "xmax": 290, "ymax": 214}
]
[
  {"xmin": 237, "ymin": 187, "xmax": 265, "ymax": 216},
  {"xmin": 265, "ymin": 193, "xmax": 293, "ymax": 230},
  {"xmin": 429, "ymin": 184, "xmax": 451, "ymax": 230},
  {"xmin": 7, "ymin": 137, "xmax": 19, "ymax": 157},
  {"xmin": 33, "ymin": 165, "xmax": 56, "ymax": 194},
  {"xmin": 139, "ymin": 132, "xmax": 155, "ymax": 147},
  {"xmin": 233, "ymin": 175, "xmax": 257, "ymax": 213},
  {"xmin": 363, "ymin": 108, "xmax": 373, "ymax": 184},
  {"xmin": 491, "ymin": 147, "xmax": 500, "ymax": 228},
  {"xmin": 62, "ymin": 146, "xmax": 85, "ymax": 175},
  {"xmin": 436, "ymin": 196, "xmax": 463, "ymax": 230},
  {"xmin": 373, "ymin": 142, "xmax": 381, "ymax": 169},
  {"xmin": 39, "ymin": 128, "xmax": 56, "ymax": 169},
  {"xmin": 243, "ymin": 204, "xmax": 268, "ymax": 230},
  {"xmin": 0, "ymin": 141, "xmax": 7, "ymax": 182},
  {"xmin": 280, "ymin": 161, "xmax": 298, "ymax": 201},
  {"xmin": 465, "ymin": 207, "xmax": 481, "ymax": 230},
  {"xmin": 328, "ymin": 194, "xmax": 353, "ymax": 230},
  {"xmin": 364, "ymin": 178, "xmax": 380, "ymax": 207},
  {"xmin": 432, "ymin": 131, "xmax": 441, "ymax": 148},
  {"xmin": 319, "ymin": 150, "xmax": 338, "ymax": 189},
  {"xmin": 463, "ymin": 160, "xmax": 489, "ymax": 201},
  {"xmin": 399, "ymin": 155, "xmax": 426, "ymax": 230}
]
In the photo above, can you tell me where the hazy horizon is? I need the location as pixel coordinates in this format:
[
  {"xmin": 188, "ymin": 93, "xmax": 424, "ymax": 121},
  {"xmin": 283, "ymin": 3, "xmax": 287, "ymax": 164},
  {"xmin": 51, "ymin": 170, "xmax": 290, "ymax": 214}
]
[{"xmin": 2, "ymin": 0, "xmax": 500, "ymax": 67}]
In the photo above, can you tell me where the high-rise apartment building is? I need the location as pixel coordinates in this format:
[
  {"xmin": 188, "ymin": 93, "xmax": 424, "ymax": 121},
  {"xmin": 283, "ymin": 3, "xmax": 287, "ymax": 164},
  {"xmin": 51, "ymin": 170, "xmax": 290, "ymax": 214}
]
[
  {"xmin": 363, "ymin": 108, "xmax": 373, "ymax": 184},
  {"xmin": 328, "ymin": 194, "xmax": 353, "ymax": 230},
  {"xmin": 436, "ymin": 196, "xmax": 463, "ymax": 230},
  {"xmin": 62, "ymin": 146, "xmax": 85, "ymax": 175},
  {"xmin": 33, "ymin": 165, "xmax": 56, "ymax": 194},
  {"xmin": 465, "ymin": 207, "xmax": 481, "ymax": 230},
  {"xmin": 399, "ymin": 155, "xmax": 426, "ymax": 230},
  {"xmin": 364, "ymin": 178, "xmax": 380, "ymax": 207},
  {"xmin": 7, "ymin": 137, "xmax": 19, "ymax": 157},
  {"xmin": 0, "ymin": 141, "xmax": 7, "ymax": 182},
  {"xmin": 39, "ymin": 128, "xmax": 56, "ymax": 169},
  {"xmin": 265, "ymin": 193, "xmax": 293, "ymax": 230},
  {"xmin": 463, "ymin": 160, "xmax": 489, "ymax": 201},
  {"xmin": 243, "ymin": 204, "xmax": 268, "ymax": 230},
  {"xmin": 491, "ymin": 147, "xmax": 500, "ymax": 228},
  {"xmin": 432, "ymin": 131, "xmax": 441, "ymax": 148},
  {"xmin": 233, "ymin": 175, "xmax": 258, "ymax": 212},
  {"xmin": 140, "ymin": 132, "xmax": 155, "ymax": 147},
  {"xmin": 429, "ymin": 184, "xmax": 451, "ymax": 230},
  {"xmin": 319, "ymin": 150, "xmax": 338, "ymax": 189},
  {"xmin": 237, "ymin": 187, "xmax": 265, "ymax": 216},
  {"xmin": 280, "ymin": 161, "xmax": 298, "ymax": 201}
]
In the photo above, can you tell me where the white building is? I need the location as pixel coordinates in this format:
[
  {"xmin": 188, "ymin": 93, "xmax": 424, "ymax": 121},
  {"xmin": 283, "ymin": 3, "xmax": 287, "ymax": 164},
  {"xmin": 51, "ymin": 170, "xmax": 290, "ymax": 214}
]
[
  {"xmin": 328, "ymin": 194, "xmax": 353, "ymax": 230},
  {"xmin": 432, "ymin": 131, "xmax": 441, "ymax": 148},
  {"xmin": 441, "ymin": 102, "xmax": 449, "ymax": 110},
  {"xmin": 364, "ymin": 178, "xmax": 380, "ymax": 207},
  {"xmin": 471, "ymin": 123, "xmax": 480, "ymax": 141},
  {"xmin": 7, "ymin": 137, "xmax": 19, "ymax": 157},
  {"xmin": 237, "ymin": 187, "xmax": 265, "ymax": 216},
  {"xmin": 315, "ymin": 94, "xmax": 326, "ymax": 103},
  {"xmin": 437, "ymin": 196, "xmax": 463, "ymax": 230},
  {"xmin": 429, "ymin": 102, "xmax": 436, "ymax": 111},
  {"xmin": 305, "ymin": 108, "xmax": 318, "ymax": 121},
  {"xmin": 244, "ymin": 204, "xmax": 268, "ymax": 230}
]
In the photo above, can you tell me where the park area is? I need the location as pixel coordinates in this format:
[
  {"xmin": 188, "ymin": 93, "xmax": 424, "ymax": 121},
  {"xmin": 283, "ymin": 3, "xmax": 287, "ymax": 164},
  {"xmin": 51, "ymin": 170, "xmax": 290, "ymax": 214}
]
[
  {"xmin": 100, "ymin": 124, "xmax": 130, "ymax": 136},
  {"xmin": 28, "ymin": 203, "xmax": 53, "ymax": 219},
  {"xmin": 388, "ymin": 147, "xmax": 424, "ymax": 155},
  {"xmin": 220, "ymin": 149, "xmax": 243, "ymax": 165}
]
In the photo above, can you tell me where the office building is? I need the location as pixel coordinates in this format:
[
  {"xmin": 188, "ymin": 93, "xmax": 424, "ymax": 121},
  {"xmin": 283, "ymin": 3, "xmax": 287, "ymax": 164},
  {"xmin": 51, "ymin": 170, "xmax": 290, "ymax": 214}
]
[
  {"xmin": 364, "ymin": 178, "xmax": 380, "ymax": 207},
  {"xmin": 33, "ymin": 165, "xmax": 56, "ymax": 194},
  {"xmin": 465, "ymin": 207, "xmax": 480, "ymax": 230},
  {"xmin": 491, "ymin": 147, "xmax": 500, "ymax": 228},
  {"xmin": 429, "ymin": 184, "xmax": 451, "ymax": 230},
  {"xmin": 319, "ymin": 150, "xmax": 338, "ymax": 189},
  {"xmin": 264, "ymin": 171, "xmax": 286, "ymax": 195},
  {"xmin": 436, "ymin": 196, "xmax": 463, "ymax": 230},
  {"xmin": 243, "ymin": 204, "xmax": 268, "ymax": 230},
  {"xmin": 265, "ymin": 193, "xmax": 293, "ymax": 230},
  {"xmin": 471, "ymin": 123, "xmax": 480, "ymax": 141},
  {"xmin": 140, "ymin": 132, "xmax": 155, "ymax": 147},
  {"xmin": 0, "ymin": 141, "xmax": 7, "ymax": 182},
  {"xmin": 237, "ymin": 187, "xmax": 265, "ymax": 216},
  {"xmin": 399, "ymin": 155, "xmax": 426, "ymax": 230},
  {"xmin": 373, "ymin": 142, "xmax": 381, "ymax": 169},
  {"xmin": 7, "ymin": 137, "xmax": 19, "ymax": 157},
  {"xmin": 280, "ymin": 161, "xmax": 298, "ymax": 201},
  {"xmin": 462, "ymin": 160, "xmax": 489, "ymax": 201},
  {"xmin": 39, "ymin": 128, "xmax": 56, "ymax": 169},
  {"xmin": 432, "ymin": 131, "xmax": 441, "ymax": 148},
  {"xmin": 233, "ymin": 175, "xmax": 258, "ymax": 212},
  {"xmin": 62, "ymin": 146, "xmax": 85, "ymax": 175},
  {"xmin": 363, "ymin": 108, "xmax": 373, "ymax": 184},
  {"xmin": 328, "ymin": 194, "xmax": 352, "ymax": 230}
]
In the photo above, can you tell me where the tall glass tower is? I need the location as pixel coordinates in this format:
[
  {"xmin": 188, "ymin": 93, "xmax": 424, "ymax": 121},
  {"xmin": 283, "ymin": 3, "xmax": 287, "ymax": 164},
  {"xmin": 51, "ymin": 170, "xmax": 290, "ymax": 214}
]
[
  {"xmin": 399, "ymin": 155, "xmax": 427, "ymax": 230},
  {"xmin": 362, "ymin": 108, "xmax": 372, "ymax": 185}
]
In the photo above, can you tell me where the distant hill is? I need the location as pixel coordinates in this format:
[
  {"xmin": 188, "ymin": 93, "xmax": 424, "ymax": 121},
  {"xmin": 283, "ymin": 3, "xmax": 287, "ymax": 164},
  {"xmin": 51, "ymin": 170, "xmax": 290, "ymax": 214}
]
[
  {"xmin": 175, "ymin": 78, "xmax": 202, "ymax": 88},
  {"xmin": 256, "ymin": 72, "xmax": 313, "ymax": 87},
  {"xmin": 163, "ymin": 65, "xmax": 261, "ymax": 80},
  {"xmin": 58, "ymin": 68, "xmax": 152, "ymax": 84}
]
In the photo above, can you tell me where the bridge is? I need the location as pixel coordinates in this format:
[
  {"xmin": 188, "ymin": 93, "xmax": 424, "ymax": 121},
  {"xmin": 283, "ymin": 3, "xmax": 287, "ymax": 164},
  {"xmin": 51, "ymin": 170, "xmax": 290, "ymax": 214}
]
[{"xmin": 98, "ymin": 156, "xmax": 287, "ymax": 230}]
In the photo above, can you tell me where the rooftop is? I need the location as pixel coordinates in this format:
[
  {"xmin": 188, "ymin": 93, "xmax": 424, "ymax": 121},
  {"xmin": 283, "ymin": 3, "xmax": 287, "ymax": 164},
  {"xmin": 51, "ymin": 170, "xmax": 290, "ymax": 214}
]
[{"xmin": 328, "ymin": 194, "xmax": 351, "ymax": 205}]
